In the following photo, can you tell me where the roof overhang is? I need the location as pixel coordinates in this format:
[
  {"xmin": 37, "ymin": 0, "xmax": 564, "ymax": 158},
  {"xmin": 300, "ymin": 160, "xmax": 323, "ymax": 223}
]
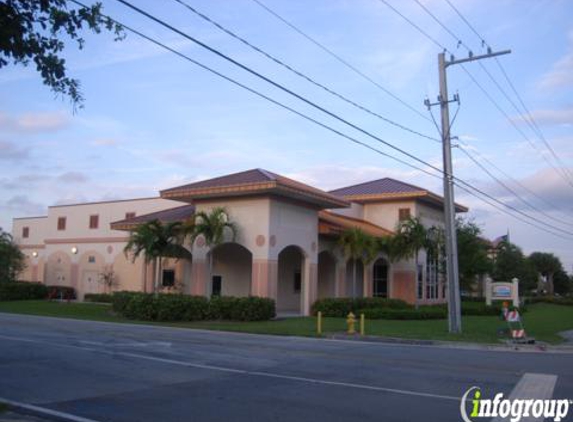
[
  {"xmin": 338, "ymin": 191, "xmax": 468, "ymax": 213},
  {"xmin": 161, "ymin": 181, "xmax": 350, "ymax": 209},
  {"xmin": 318, "ymin": 210, "xmax": 393, "ymax": 238}
]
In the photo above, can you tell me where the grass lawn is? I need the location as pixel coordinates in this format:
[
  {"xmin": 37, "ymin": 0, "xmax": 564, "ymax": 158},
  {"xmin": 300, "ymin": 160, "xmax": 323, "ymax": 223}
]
[{"xmin": 0, "ymin": 301, "xmax": 572, "ymax": 345}]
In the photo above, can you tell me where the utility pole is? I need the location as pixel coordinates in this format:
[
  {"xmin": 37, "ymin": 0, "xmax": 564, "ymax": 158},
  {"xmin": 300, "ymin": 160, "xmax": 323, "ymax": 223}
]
[{"xmin": 426, "ymin": 48, "xmax": 511, "ymax": 334}]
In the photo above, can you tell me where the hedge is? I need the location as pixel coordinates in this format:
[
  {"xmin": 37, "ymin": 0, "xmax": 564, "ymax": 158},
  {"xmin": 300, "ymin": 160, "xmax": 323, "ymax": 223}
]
[
  {"xmin": 84, "ymin": 293, "xmax": 113, "ymax": 303},
  {"xmin": 358, "ymin": 306, "xmax": 447, "ymax": 320},
  {"xmin": 311, "ymin": 297, "xmax": 410, "ymax": 317},
  {"xmin": 525, "ymin": 296, "xmax": 573, "ymax": 307},
  {"xmin": 111, "ymin": 292, "xmax": 275, "ymax": 322},
  {"xmin": 47, "ymin": 285, "xmax": 76, "ymax": 300},
  {"xmin": 0, "ymin": 281, "xmax": 48, "ymax": 301}
]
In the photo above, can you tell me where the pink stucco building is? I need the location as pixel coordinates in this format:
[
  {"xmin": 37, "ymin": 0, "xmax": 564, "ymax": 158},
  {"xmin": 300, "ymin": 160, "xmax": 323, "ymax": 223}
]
[{"xmin": 12, "ymin": 168, "xmax": 467, "ymax": 315}]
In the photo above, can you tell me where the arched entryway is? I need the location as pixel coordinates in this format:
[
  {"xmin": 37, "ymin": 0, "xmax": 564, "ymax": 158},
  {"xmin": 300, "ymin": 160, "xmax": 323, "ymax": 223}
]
[
  {"xmin": 45, "ymin": 251, "xmax": 71, "ymax": 286},
  {"xmin": 317, "ymin": 251, "xmax": 336, "ymax": 299},
  {"xmin": 211, "ymin": 243, "xmax": 252, "ymax": 297},
  {"xmin": 372, "ymin": 258, "xmax": 389, "ymax": 298},
  {"xmin": 345, "ymin": 259, "xmax": 364, "ymax": 298},
  {"xmin": 277, "ymin": 245, "xmax": 305, "ymax": 314}
]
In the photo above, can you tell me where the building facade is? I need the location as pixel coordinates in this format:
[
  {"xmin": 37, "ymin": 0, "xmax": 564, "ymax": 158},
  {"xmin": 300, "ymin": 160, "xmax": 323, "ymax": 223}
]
[{"xmin": 12, "ymin": 169, "xmax": 467, "ymax": 315}]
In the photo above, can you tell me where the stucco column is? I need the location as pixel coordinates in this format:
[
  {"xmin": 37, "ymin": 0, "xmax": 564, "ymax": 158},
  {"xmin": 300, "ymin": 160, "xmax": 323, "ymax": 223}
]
[
  {"xmin": 190, "ymin": 259, "xmax": 208, "ymax": 296},
  {"xmin": 363, "ymin": 263, "xmax": 373, "ymax": 298},
  {"xmin": 251, "ymin": 259, "xmax": 278, "ymax": 300},
  {"xmin": 301, "ymin": 259, "xmax": 318, "ymax": 316},
  {"xmin": 335, "ymin": 262, "xmax": 346, "ymax": 298}
]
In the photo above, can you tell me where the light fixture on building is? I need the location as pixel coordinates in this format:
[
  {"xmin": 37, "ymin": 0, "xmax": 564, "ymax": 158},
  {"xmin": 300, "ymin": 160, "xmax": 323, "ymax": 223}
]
[
  {"xmin": 32, "ymin": 251, "xmax": 38, "ymax": 258},
  {"xmin": 71, "ymin": 246, "xmax": 78, "ymax": 255}
]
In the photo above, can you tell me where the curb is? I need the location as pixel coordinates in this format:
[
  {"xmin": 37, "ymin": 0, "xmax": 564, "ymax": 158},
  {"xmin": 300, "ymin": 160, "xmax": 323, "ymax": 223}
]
[{"xmin": 0, "ymin": 398, "xmax": 100, "ymax": 422}]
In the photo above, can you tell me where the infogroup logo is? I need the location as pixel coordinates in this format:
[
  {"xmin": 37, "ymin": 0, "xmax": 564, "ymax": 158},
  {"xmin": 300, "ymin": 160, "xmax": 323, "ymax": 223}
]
[{"xmin": 460, "ymin": 386, "xmax": 571, "ymax": 422}]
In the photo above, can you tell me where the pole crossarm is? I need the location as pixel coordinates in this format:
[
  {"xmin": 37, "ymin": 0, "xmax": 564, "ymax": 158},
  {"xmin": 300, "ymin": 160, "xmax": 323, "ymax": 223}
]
[{"xmin": 446, "ymin": 49, "xmax": 511, "ymax": 67}]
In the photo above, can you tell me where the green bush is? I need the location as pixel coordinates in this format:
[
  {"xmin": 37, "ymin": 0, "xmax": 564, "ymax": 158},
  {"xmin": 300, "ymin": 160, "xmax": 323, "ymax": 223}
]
[
  {"xmin": 525, "ymin": 296, "xmax": 573, "ymax": 307},
  {"xmin": 0, "ymin": 281, "xmax": 48, "ymax": 301},
  {"xmin": 47, "ymin": 285, "xmax": 76, "ymax": 300},
  {"xmin": 84, "ymin": 293, "xmax": 113, "ymax": 303},
  {"xmin": 312, "ymin": 297, "xmax": 410, "ymax": 317},
  {"xmin": 111, "ymin": 293, "xmax": 273, "ymax": 322},
  {"xmin": 359, "ymin": 306, "xmax": 447, "ymax": 320}
]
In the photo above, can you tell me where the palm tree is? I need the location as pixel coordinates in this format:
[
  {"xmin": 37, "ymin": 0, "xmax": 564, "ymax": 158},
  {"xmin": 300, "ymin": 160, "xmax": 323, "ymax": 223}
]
[
  {"xmin": 339, "ymin": 228, "xmax": 377, "ymax": 298},
  {"xmin": 189, "ymin": 207, "xmax": 238, "ymax": 296},
  {"xmin": 391, "ymin": 217, "xmax": 428, "ymax": 303},
  {"xmin": 124, "ymin": 220, "xmax": 191, "ymax": 295}
]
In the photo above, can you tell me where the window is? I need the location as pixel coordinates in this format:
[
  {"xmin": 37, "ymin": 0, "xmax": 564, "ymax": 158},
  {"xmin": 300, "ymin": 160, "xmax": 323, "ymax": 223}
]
[
  {"xmin": 88, "ymin": 256, "xmax": 96, "ymax": 264},
  {"xmin": 372, "ymin": 260, "xmax": 388, "ymax": 298},
  {"xmin": 162, "ymin": 269, "xmax": 175, "ymax": 287},
  {"xmin": 417, "ymin": 264, "xmax": 424, "ymax": 300},
  {"xmin": 89, "ymin": 214, "xmax": 99, "ymax": 229},
  {"xmin": 293, "ymin": 271, "xmax": 302, "ymax": 293},
  {"xmin": 125, "ymin": 212, "xmax": 136, "ymax": 220},
  {"xmin": 212, "ymin": 275, "xmax": 222, "ymax": 296},
  {"xmin": 57, "ymin": 217, "xmax": 66, "ymax": 231},
  {"xmin": 425, "ymin": 251, "xmax": 440, "ymax": 300},
  {"xmin": 22, "ymin": 227, "xmax": 29, "ymax": 238},
  {"xmin": 399, "ymin": 208, "xmax": 411, "ymax": 221}
]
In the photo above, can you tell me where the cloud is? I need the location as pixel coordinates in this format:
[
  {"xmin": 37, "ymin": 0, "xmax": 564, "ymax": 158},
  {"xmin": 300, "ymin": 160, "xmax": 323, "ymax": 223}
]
[
  {"xmin": 1, "ymin": 195, "xmax": 46, "ymax": 216},
  {"xmin": 56, "ymin": 172, "xmax": 89, "ymax": 184},
  {"xmin": 0, "ymin": 140, "xmax": 29, "ymax": 160},
  {"xmin": 539, "ymin": 30, "xmax": 573, "ymax": 89},
  {"xmin": 0, "ymin": 173, "xmax": 47, "ymax": 190},
  {"xmin": 92, "ymin": 138, "xmax": 119, "ymax": 147},
  {"xmin": 0, "ymin": 111, "xmax": 70, "ymax": 134},
  {"xmin": 512, "ymin": 107, "xmax": 573, "ymax": 126}
]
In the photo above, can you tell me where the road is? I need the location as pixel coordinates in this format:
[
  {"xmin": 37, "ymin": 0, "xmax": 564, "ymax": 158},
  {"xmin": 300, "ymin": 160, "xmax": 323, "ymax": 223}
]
[{"xmin": 0, "ymin": 313, "xmax": 571, "ymax": 422}]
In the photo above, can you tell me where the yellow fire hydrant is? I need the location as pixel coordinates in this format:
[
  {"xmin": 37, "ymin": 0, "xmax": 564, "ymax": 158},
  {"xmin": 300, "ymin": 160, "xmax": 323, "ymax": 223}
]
[{"xmin": 347, "ymin": 312, "xmax": 356, "ymax": 334}]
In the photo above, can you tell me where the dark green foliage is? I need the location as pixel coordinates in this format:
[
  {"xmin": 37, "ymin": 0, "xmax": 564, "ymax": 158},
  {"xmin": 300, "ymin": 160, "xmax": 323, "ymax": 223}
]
[
  {"xmin": 0, "ymin": 228, "xmax": 26, "ymax": 283},
  {"xmin": 46, "ymin": 285, "xmax": 76, "ymax": 300},
  {"xmin": 111, "ymin": 292, "xmax": 275, "ymax": 322},
  {"xmin": 359, "ymin": 306, "xmax": 447, "ymax": 320},
  {"xmin": 525, "ymin": 296, "xmax": 573, "ymax": 307},
  {"xmin": 456, "ymin": 218, "xmax": 492, "ymax": 292},
  {"xmin": 312, "ymin": 297, "xmax": 410, "ymax": 317},
  {"xmin": 83, "ymin": 293, "xmax": 113, "ymax": 303},
  {"xmin": 0, "ymin": 0, "xmax": 124, "ymax": 107},
  {"xmin": 0, "ymin": 281, "xmax": 48, "ymax": 301}
]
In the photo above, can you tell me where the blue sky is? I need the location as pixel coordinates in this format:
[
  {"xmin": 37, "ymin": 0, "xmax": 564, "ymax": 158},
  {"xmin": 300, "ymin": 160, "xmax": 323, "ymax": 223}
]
[{"xmin": 1, "ymin": 0, "xmax": 572, "ymax": 271}]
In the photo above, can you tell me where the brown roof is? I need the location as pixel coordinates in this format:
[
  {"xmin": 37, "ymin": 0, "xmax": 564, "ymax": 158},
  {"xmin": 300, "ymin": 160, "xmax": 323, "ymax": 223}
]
[
  {"xmin": 160, "ymin": 168, "xmax": 349, "ymax": 209},
  {"xmin": 330, "ymin": 177, "xmax": 468, "ymax": 212},
  {"xmin": 111, "ymin": 205, "xmax": 195, "ymax": 231},
  {"xmin": 318, "ymin": 210, "xmax": 393, "ymax": 238}
]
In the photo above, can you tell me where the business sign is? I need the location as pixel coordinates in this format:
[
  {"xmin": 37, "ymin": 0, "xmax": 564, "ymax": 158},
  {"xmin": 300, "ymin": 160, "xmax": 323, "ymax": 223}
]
[{"xmin": 492, "ymin": 284, "xmax": 512, "ymax": 299}]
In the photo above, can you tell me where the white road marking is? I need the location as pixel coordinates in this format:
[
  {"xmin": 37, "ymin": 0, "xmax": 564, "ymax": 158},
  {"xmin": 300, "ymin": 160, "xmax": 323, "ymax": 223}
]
[
  {"xmin": 0, "ymin": 397, "xmax": 102, "ymax": 422},
  {"xmin": 491, "ymin": 373, "xmax": 559, "ymax": 422},
  {"xmin": 0, "ymin": 334, "xmax": 459, "ymax": 402}
]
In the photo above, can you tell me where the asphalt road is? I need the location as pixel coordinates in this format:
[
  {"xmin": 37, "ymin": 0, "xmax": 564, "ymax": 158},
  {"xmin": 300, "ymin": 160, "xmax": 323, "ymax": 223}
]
[{"xmin": 0, "ymin": 313, "xmax": 571, "ymax": 422}]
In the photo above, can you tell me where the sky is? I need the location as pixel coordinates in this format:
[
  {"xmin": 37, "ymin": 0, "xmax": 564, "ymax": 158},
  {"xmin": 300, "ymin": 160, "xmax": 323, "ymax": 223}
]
[{"xmin": 1, "ymin": 0, "xmax": 572, "ymax": 272}]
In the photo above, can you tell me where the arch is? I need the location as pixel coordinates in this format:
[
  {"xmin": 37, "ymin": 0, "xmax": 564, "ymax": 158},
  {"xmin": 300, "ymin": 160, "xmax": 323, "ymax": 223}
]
[
  {"xmin": 345, "ymin": 259, "xmax": 364, "ymax": 298},
  {"xmin": 277, "ymin": 245, "xmax": 305, "ymax": 314},
  {"xmin": 45, "ymin": 251, "xmax": 72, "ymax": 287},
  {"xmin": 317, "ymin": 250, "xmax": 336, "ymax": 299},
  {"xmin": 211, "ymin": 242, "xmax": 252, "ymax": 297},
  {"xmin": 372, "ymin": 258, "xmax": 389, "ymax": 298}
]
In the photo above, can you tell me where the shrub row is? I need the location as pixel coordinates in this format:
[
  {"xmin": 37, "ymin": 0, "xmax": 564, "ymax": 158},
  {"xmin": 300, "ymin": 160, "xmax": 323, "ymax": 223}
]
[
  {"xmin": 525, "ymin": 296, "xmax": 573, "ymax": 307},
  {"xmin": 84, "ymin": 293, "xmax": 113, "ymax": 303},
  {"xmin": 0, "ymin": 281, "xmax": 48, "ymax": 301},
  {"xmin": 311, "ymin": 297, "xmax": 410, "ymax": 317},
  {"xmin": 111, "ymin": 292, "xmax": 276, "ymax": 322},
  {"xmin": 359, "ymin": 306, "xmax": 447, "ymax": 320}
]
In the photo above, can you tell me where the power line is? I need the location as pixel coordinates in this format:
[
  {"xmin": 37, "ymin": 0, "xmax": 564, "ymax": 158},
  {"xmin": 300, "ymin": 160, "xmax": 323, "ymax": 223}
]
[
  {"xmin": 172, "ymin": 0, "xmax": 440, "ymax": 143},
  {"xmin": 91, "ymin": 0, "xmax": 573, "ymax": 240},
  {"xmin": 250, "ymin": 0, "xmax": 431, "ymax": 123},
  {"xmin": 443, "ymin": 0, "xmax": 573, "ymax": 186}
]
